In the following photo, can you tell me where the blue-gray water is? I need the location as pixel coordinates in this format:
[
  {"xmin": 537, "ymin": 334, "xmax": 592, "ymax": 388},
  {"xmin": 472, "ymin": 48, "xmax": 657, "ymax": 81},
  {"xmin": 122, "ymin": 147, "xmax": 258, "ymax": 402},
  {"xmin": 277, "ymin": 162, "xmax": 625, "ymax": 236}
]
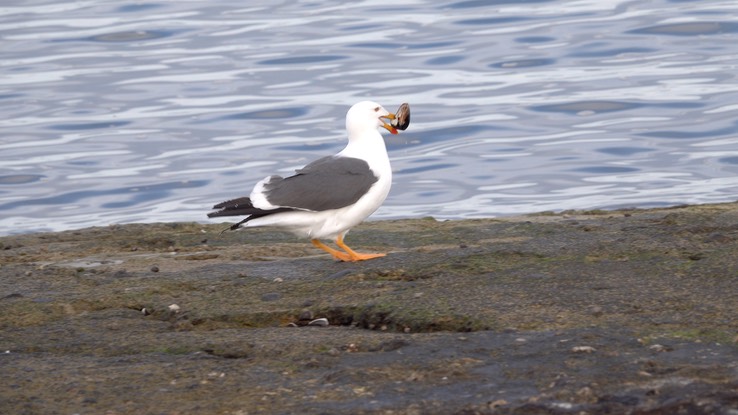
[{"xmin": 2, "ymin": 0, "xmax": 738, "ymax": 235}]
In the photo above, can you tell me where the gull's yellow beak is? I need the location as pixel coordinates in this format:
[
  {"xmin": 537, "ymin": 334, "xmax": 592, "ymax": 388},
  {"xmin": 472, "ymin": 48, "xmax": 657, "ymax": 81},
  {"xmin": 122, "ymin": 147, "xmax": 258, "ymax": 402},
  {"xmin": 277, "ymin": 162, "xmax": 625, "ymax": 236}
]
[{"xmin": 381, "ymin": 113, "xmax": 398, "ymax": 135}]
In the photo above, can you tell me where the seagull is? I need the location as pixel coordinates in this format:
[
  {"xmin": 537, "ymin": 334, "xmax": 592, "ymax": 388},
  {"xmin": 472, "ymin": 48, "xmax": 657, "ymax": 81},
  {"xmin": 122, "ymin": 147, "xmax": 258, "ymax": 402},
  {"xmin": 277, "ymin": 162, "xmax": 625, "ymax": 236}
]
[{"xmin": 208, "ymin": 101, "xmax": 403, "ymax": 262}]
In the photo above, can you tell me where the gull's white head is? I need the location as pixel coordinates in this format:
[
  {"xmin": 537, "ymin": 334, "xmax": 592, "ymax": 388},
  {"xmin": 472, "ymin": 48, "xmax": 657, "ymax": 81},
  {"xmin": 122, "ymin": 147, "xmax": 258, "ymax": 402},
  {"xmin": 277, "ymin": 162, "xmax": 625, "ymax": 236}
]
[{"xmin": 345, "ymin": 101, "xmax": 398, "ymax": 138}]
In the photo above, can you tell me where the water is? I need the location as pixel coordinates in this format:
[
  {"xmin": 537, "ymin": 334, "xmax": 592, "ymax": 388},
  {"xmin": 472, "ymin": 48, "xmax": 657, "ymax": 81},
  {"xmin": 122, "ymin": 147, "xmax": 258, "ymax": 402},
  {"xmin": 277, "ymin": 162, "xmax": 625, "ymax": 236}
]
[{"xmin": 2, "ymin": 0, "xmax": 738, "ymax": 235}]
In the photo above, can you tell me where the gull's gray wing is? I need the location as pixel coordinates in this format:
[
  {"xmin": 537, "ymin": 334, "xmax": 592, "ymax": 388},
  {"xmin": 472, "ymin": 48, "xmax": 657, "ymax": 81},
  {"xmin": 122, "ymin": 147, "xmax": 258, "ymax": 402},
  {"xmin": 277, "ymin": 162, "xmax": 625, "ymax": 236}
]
[{"xmin": 261, "ymin": 156, "xmax": 378, "ymax": 211}]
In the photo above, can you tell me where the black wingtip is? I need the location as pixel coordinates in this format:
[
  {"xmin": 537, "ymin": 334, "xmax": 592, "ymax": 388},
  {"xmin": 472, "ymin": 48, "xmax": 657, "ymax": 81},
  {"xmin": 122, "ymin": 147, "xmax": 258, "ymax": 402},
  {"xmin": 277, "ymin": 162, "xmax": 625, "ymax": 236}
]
[
  {"xmin": 207, "ymin": 196, "xmax": 260, "ymax": 218},
  {"xmin": 216, "ymin": 217, "xmax": 251, "ymax": 236}
]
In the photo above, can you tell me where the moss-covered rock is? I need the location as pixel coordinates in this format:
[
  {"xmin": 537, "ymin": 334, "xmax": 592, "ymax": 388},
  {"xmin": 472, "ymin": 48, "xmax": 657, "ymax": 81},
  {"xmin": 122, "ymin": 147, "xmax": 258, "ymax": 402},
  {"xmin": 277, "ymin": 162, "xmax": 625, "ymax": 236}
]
[{"xmin": 1, "ymin": 202, "xmax": 737, "ymax": 413}]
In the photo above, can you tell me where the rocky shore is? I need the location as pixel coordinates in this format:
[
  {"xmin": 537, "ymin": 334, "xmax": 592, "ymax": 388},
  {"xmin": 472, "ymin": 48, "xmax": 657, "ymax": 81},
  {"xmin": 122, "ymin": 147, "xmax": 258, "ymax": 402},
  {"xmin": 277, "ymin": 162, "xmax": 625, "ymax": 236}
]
[{"xmin": 2, "ymin": 202, "xmax": 737, "ymax": 414}]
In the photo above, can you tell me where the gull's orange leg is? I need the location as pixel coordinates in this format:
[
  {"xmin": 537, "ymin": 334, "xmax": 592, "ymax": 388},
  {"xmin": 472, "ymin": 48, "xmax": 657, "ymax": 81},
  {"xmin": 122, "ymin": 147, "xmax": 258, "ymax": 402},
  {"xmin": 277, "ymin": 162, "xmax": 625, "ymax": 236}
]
[
  {"xmin": 335, "ymin": 234, "xmax": 386, "ymax": 261},
  {"xmin": 311, "ymin": 239, "xmax": 352, "ymax": 261}
]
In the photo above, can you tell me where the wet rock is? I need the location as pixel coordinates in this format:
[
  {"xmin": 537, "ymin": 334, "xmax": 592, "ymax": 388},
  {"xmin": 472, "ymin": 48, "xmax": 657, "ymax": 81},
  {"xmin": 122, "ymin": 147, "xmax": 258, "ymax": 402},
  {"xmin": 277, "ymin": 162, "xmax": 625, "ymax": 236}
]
[
  {"xmin": 3, "ymin": 293, "xmax": 23, "ymax": 299},
  {"xmin": 326, "ymin": 269, "xmax": 353, "ymax": 279},
  {"xmin": 260, "ymin": 292, "xmax": 281, "ymax": 302},
  {"xmin": 3, "ymin": 203, "xmax": 738, "ymax": 414},
  {"xmin": 368, "ymin": 339, "xmax": 409, "ymax": 352},
  {"xmin": 175, "ymin": 253, "xmax": 219, "ymax": 261},
  {"xmin": 298, "ymin": 310, "xmax": 313, "ymax": 321},
  {"xmin": 112, "ymin": 270, "xmax": 132, "ymax": 278},
  {"xmin": 704, "ymin": 233, "xmax": 733, "ymax": 243}
]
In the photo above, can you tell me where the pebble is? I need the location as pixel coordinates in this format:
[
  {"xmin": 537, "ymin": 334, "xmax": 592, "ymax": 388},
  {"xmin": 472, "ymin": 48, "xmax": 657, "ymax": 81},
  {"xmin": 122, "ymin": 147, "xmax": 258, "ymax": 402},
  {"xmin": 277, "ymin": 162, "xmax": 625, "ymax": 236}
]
[
  {"xmin": 150, "ymin": 265, "xmax": 159, "ymax": 273},
  {"xmin": 688, "ymin": 252, "xmax": 705, "ymax": 261},
  {"xmin": 308, "ymin": 318, "xmax": 329, "ymax": 327},
  {"xmin": 168, "ymin": 304, "xmax": 180, "ymax": 312},
  {"xmin": 571, "ymin": 345, "xmax": 596, "ymax": 353},
  {"xmin": 287, "ymin": 310, "xmax": 331, "ymax": 327},
  {"xmin": 576, "ymin": 386, "xmax": 596, "ymax": 400},
  {"xmin": 488, "ymin": 399, "xmax": 508, "ymax": 409},
  {"xmin": 648, "ymin": 344, "xmax": 672, "ymax": 352}
]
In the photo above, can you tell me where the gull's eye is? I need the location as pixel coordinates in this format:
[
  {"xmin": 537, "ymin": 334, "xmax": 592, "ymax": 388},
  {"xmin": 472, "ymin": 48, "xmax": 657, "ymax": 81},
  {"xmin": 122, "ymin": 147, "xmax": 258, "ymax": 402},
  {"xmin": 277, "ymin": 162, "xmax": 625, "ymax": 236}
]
[{"xmin": 374, "ymin": 106, "xmax": 380, "ymax": 112}]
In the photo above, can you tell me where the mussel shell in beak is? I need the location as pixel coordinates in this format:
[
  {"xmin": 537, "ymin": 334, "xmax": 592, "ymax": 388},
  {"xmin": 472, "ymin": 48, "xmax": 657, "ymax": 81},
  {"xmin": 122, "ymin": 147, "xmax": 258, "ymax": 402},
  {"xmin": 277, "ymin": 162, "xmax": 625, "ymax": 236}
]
[{"xmin": 390, "ymin": 103, "xmax": 410, "ymax": 130}]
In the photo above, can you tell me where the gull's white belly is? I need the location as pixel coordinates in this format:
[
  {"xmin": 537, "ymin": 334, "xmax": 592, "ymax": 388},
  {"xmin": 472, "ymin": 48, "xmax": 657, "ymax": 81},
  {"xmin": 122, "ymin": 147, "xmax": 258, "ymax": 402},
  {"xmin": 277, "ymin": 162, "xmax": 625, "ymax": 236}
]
[{"xmin": 244, "ymin": 172, "xmax": 391, "ymax": 240}]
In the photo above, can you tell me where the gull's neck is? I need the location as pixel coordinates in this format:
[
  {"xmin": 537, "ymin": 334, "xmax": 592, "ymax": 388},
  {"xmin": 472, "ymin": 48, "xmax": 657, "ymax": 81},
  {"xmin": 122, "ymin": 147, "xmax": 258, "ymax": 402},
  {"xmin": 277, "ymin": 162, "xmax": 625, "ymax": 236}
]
[{"xmin": 338, "ymin": 128, "xmax": 388, "ymax": 165}]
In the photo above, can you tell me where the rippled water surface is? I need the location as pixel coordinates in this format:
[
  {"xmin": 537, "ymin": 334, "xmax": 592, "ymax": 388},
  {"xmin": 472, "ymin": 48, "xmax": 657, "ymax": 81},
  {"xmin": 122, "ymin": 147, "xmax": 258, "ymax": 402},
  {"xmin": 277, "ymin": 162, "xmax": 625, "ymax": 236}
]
[{"xmin": 2, "ymin": 0, "xmax": 738, "ymax": 234}]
